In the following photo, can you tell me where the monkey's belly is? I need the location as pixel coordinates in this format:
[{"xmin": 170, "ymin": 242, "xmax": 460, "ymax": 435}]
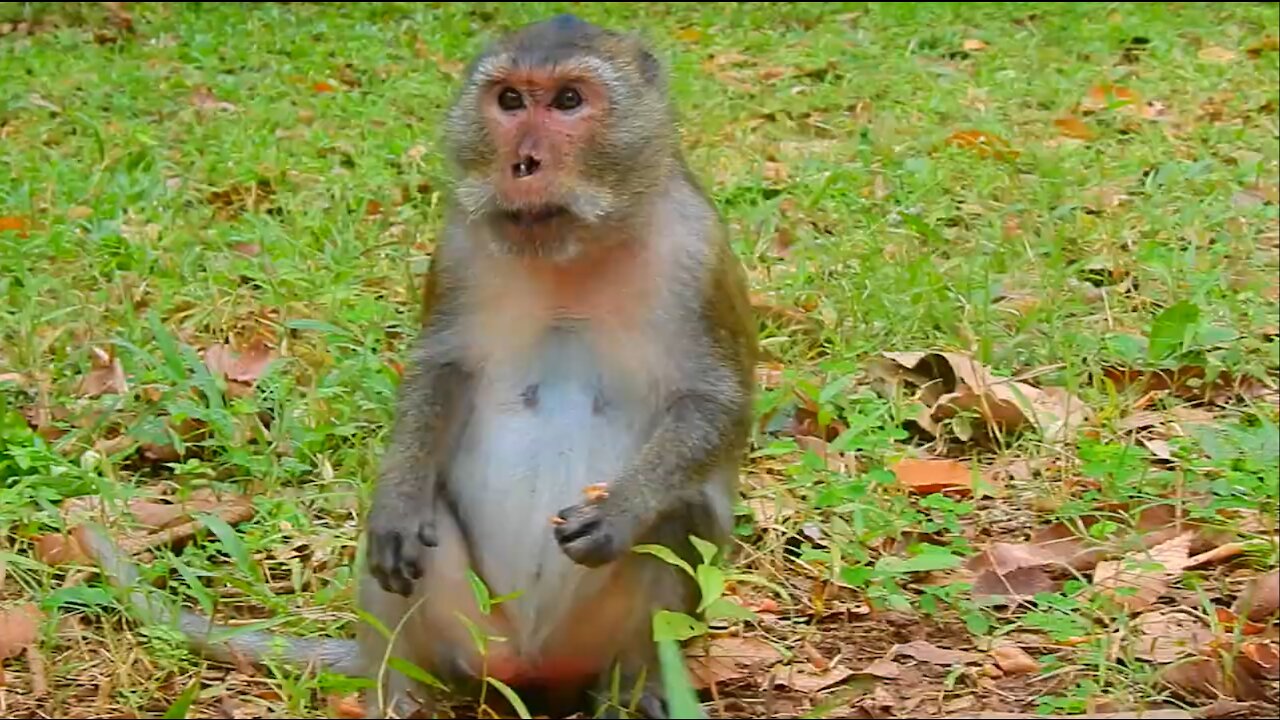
[{"xmin": 447, "ymin": 334, "xmax": 657, "ymax": 665}]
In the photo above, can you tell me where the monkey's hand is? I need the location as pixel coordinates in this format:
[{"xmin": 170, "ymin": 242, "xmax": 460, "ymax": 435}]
[
  {"xmin": 552, "ymin": 496, "xmax": 635, "ymax": 568},
  {"xmin": 367, "ymin": 497, "xmax": 439, "ymax": 596}
]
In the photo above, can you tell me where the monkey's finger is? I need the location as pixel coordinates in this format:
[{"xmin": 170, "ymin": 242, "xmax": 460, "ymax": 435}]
[{"xmin": 417, "ymin": 521, "xmax": 439, "ymax": 548}]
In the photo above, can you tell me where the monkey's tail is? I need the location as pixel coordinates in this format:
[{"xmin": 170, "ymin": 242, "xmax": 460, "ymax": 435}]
[{"xmin": 77, "ymin": 523, "xmax": 367, "ymax": 678}]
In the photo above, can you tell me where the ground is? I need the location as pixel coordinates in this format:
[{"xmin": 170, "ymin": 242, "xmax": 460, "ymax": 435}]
[{"xmin": 1, "ymin": 2, "xmax": 1278, "ymax": 719}]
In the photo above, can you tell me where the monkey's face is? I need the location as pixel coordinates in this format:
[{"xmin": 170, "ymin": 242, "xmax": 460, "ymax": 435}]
[
  {"xmin": 442, "ymin": 17, "xmax": 674, "ymax": 260},
  {"xmin": 450, "ymin": 67, "xmax": 619, "ymax": 257}
]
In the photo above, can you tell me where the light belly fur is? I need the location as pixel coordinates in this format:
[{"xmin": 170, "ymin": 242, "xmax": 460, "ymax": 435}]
[{"xmin": 448, "ymin": 325, "xmax": 658, "ymax": 664}]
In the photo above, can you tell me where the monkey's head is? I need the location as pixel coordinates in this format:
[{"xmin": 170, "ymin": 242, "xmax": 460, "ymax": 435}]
[{"xmin": 442, "ymin": 15, "xmax": 677, "ymax": 257}]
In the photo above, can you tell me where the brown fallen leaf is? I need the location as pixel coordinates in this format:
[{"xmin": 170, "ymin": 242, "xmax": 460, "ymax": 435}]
[
  {"xmin": 1054, "ymin": 115, "xmax": 1094, "ymax": 140},
  {"xmin": 1213, "ymin": 607, "xmax": 1268, "ymax": 637},
  {"xmin": 66, "ymin": 205, "xmax": 93, "ymax": 220},
  {"xmin": 1247, "ymin": 35, "xmax": 1280, "ymax": 59},
  {"xmin": 1241, "ymin": 642, "xmax": 1279, "ymax": 680},
  {"xmin": 327, "ymin": 694, "xmax": 367, "ymax": 719},
  {"xmin": 755, "ymin": 362, "xmax": 786, "ymax": 389},
  {"xmin": 795, "ymin": 435, "xmax": 857, "ymax": 474},
  {"xmin": 963, "ymin": 38, "xmax": 988, "ymax": 51},
  {"xmin": 1131, "ymin": 609, "xmax": 1215, "ymax": 662},
  {"xmin": 0, "ymin": 372, "xmax": 24, "ymax": 385},
  {"xmin": 762, "ymin": 161, "xmax": 789, "ymax": 185},
  {"xmin": 0, "ymin": 603, "xmax": 42, "ymax": 661},
  {"xmin": 312, "ymin": 80, "xmax": 337, "ymax": 93},
  {"xmin": 868, "ymin": 351, "xmax": 1093, "ymax": 446},
  {"xmin": 856, "ymin": 658, "xmax": 903, "ymax": 679},
  {"xmin": 33, "ymin": 533, "xmax": 89, "ymax": 566},
  {"xmin": 204, "ymin": 340, "xmax": 276, "ymax": 389},
  {"xmin": 0, "ymin": 216, "xmax": 29, "ymax": 235},
  {"xmin": 1100, "ymin": 365, "xmax": 1272, "ymax": 405},
  {"xmin": 891, "ymin": 640, "xmax": 982, "ymax": 666},
  {"xmin": 971, "ymin": 565, "xmax": 1058, "ymax": 604},
  {"xmin": 945, "ymin": 129, "xmax": 1018, "ymax": 160},
  {"xmin": 1233, "ymin": 569, "xmax": 1279, "ymax": 623},
  {"xmin": 685, "ymin": 636, "xmax": 783, "ymax": 689},
  {"xmin": 1198, "ymin": 45, "xmax": 1238, "ymax": 63},
  {"xmin": 1161, "ymin": 653, "xmax": 1272, "ymax": 702},
  {"xmin": 77, "ymin": 346, "xmax": 128, "ymax": 398},
  {"xmin": 889, "ymin": 457, "xmax": 973, "ymax": 496},
  {"xmin": 774, "ymin": 663, "xmax": 854, "ymax": 693},
  {"xmin": 990, "ymin": 645, "xmax": 1039, "ymax": 675},
  {"xmin": 1082, "ymin": 83, "xmax": 1139, "ymax": 113},
  {"xmin": 673, "ymin": 27, "xmax": 703, "ymax": 43},
  {"xmin": 191, "ymin": 86, "xmax": 238, "ymax": 112},
  {"xmin": 1093, "ymin": 532, "xmax": 1193, "ymax": 612}
]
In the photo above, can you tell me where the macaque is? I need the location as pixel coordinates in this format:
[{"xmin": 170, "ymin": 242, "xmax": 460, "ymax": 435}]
[{"xmin": 81, "ymin": 14, "xmax": 756, "ymax": 719}]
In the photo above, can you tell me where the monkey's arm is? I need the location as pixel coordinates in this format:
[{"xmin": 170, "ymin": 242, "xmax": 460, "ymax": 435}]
[
  {"xmin": 366, "ymin": 331, "xmax": 469, "ymax": 596},
  {"xmin": 554, "ymin": 241, "xmax": 756, "ymax": 568}
]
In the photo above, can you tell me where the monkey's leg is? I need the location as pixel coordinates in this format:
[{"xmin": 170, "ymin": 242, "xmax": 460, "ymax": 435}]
[{"xmin": 357, "ymin": 502, "xmax": 511, "ymax": 718}]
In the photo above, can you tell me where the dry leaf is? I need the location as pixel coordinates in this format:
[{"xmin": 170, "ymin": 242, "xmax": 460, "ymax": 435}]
[
  {"xmin": 1241, "ymin": 642, "xmax": 1279, "ymax": 680},
  {"xmin": 0, "ymin": 603, "xmax": 42, "ymax": 661},
  {"xmin": 232, "ymin": 242, "xmax": 261, "ymax": 257},
  {"xmin": 1198, "ymin": 45, "xmax": 1238, "ymax": 63},
  {"xmin": 891, "ymin": 640, "xmax": 981, "ymax": 665},
  {"xmin": 1054, "ymin": 116, "xmax": 1094, "ymax": 140},
  {"xmin": 33, "ymin": 533, "xmax": 89, "ymax": 566},
  {"xmin": 1131, "ymin": 609, "xmax": 1214, "ymax": 662},
  {"xmin": 312, "ymin": 80, "xmax": 337, "ymax": 93},
  {"xmin": 1161, "ymin": 655, "xmax": 1272, "ymax": 702},
  {"xmin": 890, "ymin": 457, "xmax": 972, "ymax": 496},
  {"xmin": 868, "ymin": 351, "xmax": 1093, "ymax": 446},
  {"xmin": 685, "ymin": 636, "xmax": 783, "ymax": 689},
  {"xmin": 1082, "ymin": 83, "xmax": 1139, "ymax": 112},
  {"xmin": 1100, "ymin": 365, "xmax": 1272, "ymax": 405},
  {"xmin": 1247, "ymin": 35, "xmax": 1280, "ymax": 58},
  {"xmin": 66, "ymin": 205, "xmax": 93, "ymax": 220},
  {"xmin": 1093, "ymin": 532, "xmax": 1193, "ymax": 612},
  {"xmin": 774, "ymin": 663, "xmax": 854, "ymax": 693},
  {"xmin": 963, "ymin": 38, "xmax": 988, "ymax": 51},
  {"xmin": 971, "ymin": 566, "xmax": 1058, "ymax": 604},
  {"xmin": 795, "ymin": 435, "xmax": 856, "ymax": 474},
  {"xmin": 857, "ymin": 658, "xmax": 903, "ymax": 679},
  {"xmin": 762, "ymin": 161, "xmax": 789, "ymax": 185},
  {"xmin": 204, "ymin": 341, "xmax": 276, "ymax": 385},
  {"xmin": 1213, "ymin": 608, "xmax": 1267, "ymax": 637},
  {"xmin": 0, "ymin": 372, "xmax": 23, "ymax": 386},
  {"xmin": 990, "ymin": 645, "xmax": 1039, "ymax": 675},
  {"xmin": 191, "ymin": 86, "xmax": 238, "ymax": 112},
  {"xmin": 755, "ymin": 362, "xmax": 785, "ymax": 389},
  {"xmin": 1234, "ymin": 569, "xmax": 1279, "ymax": 622},
  {"xmin": 674, "ymin": 28, "xmax": 703, "ymax": 43},
  {"xmin": 77, "ymin": 347, "xmax": 128, "ymax": 397},
  {"xmin": 945, "ymin": 129, "xmax": 1017, "ymax": 160},
  {"xmin": 327, "ymin": 694, "xmax": 367, "ymax": 719},
  {"xmin": 0, "ymin": 216, "xmax": 29, "ymax": 235}
]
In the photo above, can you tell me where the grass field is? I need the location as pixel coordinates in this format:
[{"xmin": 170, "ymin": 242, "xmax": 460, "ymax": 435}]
[{"xmin": 1, "ymin": 2, "xmax": 1278, "ymax": 718}]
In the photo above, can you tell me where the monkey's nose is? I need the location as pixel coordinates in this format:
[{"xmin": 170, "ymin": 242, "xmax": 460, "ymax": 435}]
[{"xmin": 512, "ymin": 155, "xmax": 541, "ymax": 179}]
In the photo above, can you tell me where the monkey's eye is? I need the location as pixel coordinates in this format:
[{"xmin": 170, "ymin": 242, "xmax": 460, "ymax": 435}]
[
  {"xmin": 551, "ymin": 87, "xmax": 583, "ymax": 111},
  {"xmin": 497, "ymin": 87, "xmax": 525, "ymax": 112}
]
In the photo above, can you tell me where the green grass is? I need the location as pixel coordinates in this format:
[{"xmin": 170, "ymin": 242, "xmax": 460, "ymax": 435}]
[{"xmin": 2, "ymin": 2, "xmax": 1277, "ymax": 718}]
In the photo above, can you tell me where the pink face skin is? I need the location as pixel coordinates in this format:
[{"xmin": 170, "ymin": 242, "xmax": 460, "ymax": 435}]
[{"xmin": 477, "ymin": 70, "xmax": 610, "ymax": 248}]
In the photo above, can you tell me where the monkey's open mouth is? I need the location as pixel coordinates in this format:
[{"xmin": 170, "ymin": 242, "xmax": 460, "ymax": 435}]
[{"xmin": 498, "ymin": 205, "xmax": 571, "ymax": 227}]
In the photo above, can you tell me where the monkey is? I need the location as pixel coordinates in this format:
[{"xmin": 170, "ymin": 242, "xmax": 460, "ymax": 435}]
[{"xmin": 78, "ymin": 14, "xmax": 756, "ymax": 720}]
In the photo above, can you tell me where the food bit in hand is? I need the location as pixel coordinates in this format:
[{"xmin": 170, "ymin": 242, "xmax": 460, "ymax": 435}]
[
  {"xmin": 583, "ymin": 483, "xmax": 610, "ymax": 502},
  {"xmin": 550, "ymin": 515, "xmax": 567, "ymax": 526}
]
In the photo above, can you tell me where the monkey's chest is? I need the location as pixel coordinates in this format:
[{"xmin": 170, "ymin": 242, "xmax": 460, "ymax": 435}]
[{"xmin": 447, "ymin": 329, "xmax": 659, "ymax": 636}]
